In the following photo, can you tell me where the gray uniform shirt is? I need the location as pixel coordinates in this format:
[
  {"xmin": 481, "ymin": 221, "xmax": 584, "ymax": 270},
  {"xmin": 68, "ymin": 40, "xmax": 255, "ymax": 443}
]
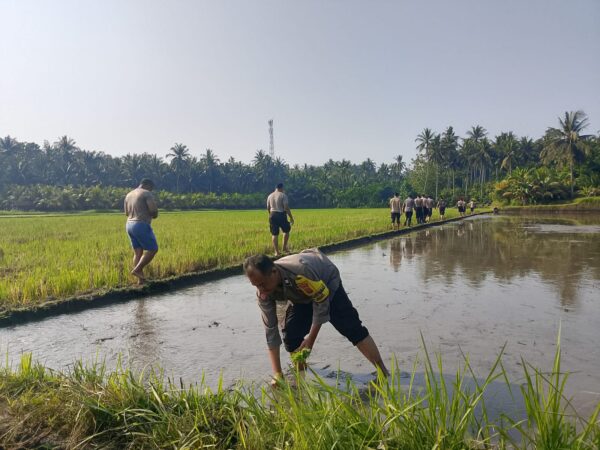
[
  {"xmin": 403, "ymin": 197, "xmax": 414, "ymax": 211},
  {"xmin": 266, "ymin": 190, "xmax": 289, "ymax": 213},
  {"xmin": 257, "ymin": 248, "xmax": 341, "ymax": 348}
]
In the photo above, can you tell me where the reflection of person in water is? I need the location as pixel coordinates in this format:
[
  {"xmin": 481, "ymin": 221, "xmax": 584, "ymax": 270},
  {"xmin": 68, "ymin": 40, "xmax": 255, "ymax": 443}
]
[
  {"xmin": 389, "ymin": 238, "xmax": 403, "ymax": 271},
  {"xmin": 244, "ymin": 249, "xmax": 389, "ymax": 384}
]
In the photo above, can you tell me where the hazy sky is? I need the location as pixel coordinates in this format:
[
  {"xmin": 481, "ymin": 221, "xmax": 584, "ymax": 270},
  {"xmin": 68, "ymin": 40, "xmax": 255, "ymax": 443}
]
[{"xmin": 1, "ymin": 0, "xmax": 599, "ymax": 165}]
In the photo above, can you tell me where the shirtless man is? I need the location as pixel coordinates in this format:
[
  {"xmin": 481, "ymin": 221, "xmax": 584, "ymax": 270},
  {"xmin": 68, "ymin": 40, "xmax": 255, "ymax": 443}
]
[
  {"xmin": 389, "ymin": 192, "xmax": 402, "ymax": 230},
  {"xmin": 124, "ymin": 178, "xmax": 159, "ymax": 283}
]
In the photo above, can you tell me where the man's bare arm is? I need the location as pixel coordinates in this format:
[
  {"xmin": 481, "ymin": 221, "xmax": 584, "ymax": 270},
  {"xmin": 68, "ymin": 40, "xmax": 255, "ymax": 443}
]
[{"xmin": 146, "ymin": 196, "xmax": 159, "ymax": 219}]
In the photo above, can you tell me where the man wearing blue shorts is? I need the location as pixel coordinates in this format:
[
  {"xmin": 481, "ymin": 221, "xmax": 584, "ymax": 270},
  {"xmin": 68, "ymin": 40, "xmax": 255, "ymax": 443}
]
[{"xmin": 124, "ymin": 178, "xmax": 159, "ymax": 283}]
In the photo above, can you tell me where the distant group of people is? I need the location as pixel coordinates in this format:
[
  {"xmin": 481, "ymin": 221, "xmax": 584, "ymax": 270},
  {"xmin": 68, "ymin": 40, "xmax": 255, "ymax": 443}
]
[{"xmin": 389, "ymin": 193, "xmax": 476, "ymax": 228}]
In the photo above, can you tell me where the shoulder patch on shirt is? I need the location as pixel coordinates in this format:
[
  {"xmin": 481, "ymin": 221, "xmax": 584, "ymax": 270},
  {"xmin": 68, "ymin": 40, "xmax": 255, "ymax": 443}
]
[{"xmin": 295, "ymin": 275, "xmax": 330, "ymax": 302}]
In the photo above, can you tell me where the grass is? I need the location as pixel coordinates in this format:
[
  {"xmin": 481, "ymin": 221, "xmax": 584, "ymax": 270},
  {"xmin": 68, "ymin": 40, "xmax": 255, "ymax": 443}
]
[
  {"xmin": 0, "ymin": 208, "xmax": 463, "ymax": 312},
  {"xmin": 497, "ymin": 196, "xmax": 600, "ymax": 212},
  {"xmin": 0, "ymin": 336, "xmax": 598, "ymax": 449}
]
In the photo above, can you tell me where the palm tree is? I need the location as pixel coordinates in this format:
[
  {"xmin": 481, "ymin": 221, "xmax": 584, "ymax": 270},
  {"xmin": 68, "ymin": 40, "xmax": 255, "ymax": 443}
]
[
  {"xmin": 201, "ymin": 148, "xmax": 220, "ymax": 193},
  {"xmin": 166, "ymin": 143, "xmax": 190, "ymax": 193},
  {"xmin": 541, "ymin": 110, "xmax": 592, "ymax": 197},
  {"xmin": 392, "ymin": 155, "xmax": 406, "ymax": 182},
  {"xmin": 497, "ymin": 132, "xmax": 519, "ymax": 175},
  {"xmin": 415, "ymin": 128, "xmax": 436, "ymax": 192}
]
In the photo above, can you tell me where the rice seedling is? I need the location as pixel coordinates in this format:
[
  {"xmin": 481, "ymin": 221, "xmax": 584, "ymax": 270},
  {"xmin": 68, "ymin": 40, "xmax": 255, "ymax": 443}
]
[{"xmin": 0, "ymin": 335, "xmax": 597, "ymax": 449}]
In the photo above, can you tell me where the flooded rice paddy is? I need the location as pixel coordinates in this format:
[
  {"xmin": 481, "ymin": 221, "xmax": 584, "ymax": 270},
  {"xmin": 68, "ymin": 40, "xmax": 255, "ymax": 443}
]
[{"xmin": 1, "ymin": 214, "xmax": 599, "ymax": 414}]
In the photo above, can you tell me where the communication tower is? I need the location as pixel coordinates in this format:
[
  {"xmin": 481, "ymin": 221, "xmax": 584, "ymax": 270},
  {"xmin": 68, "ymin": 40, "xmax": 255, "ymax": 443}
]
[{"xmin": 268, "ymin": 119, "xmax": 275, "ymax": 157}]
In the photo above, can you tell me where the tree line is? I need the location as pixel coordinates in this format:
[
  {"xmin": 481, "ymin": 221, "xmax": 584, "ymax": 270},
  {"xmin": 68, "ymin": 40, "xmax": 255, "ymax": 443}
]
[{"xmin": 0, "ymin": 110, "xmax": 598, "ymax": 211}]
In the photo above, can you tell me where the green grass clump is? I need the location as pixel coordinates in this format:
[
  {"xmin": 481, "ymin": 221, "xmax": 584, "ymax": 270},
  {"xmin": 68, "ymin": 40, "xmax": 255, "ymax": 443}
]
[
  {"xmin": 0, "ymin": 208, "xmax": 462, "ymax": 311},
  {"xmin": 290, "ymin": 348, "xmax": 312, "ymax": 365},
  {"xmin": 1, "ymin": 336, "xmax": 598, "ymax": 449}
]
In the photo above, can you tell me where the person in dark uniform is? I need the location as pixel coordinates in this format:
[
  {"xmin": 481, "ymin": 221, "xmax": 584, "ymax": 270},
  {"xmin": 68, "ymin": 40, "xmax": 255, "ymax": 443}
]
[{"xmin": 244, "ymin": 249, "xmax": 389, "ymax": 384}]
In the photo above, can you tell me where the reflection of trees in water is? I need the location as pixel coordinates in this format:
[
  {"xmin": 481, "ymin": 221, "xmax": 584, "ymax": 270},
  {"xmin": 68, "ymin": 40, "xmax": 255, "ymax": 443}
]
[{"xmin": 386, "ymin": 217, "xmax": 600, "ymax": 306}]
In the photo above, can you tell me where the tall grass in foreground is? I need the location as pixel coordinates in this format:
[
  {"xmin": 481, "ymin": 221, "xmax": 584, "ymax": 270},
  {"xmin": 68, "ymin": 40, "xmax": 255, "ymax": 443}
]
[
  {"xmin": 0, "ymin": 208, "xmax": 462, "ymax": 310},
  {"xmin": 1, "ymin": 338, "xmax": 598, "ymax": 449}
]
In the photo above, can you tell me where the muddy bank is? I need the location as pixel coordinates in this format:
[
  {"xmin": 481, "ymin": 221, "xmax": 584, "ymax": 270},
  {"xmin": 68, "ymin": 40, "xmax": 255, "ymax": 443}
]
[{"xmin": 0, "ymin": 212, "xmax": 488, "ymax": 327}]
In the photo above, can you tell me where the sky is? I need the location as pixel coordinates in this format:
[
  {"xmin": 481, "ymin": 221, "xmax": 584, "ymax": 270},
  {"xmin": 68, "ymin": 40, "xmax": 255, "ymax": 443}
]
[{"xmin": 1, "ymin": 0, "xmax": 599, "ymax": 166}]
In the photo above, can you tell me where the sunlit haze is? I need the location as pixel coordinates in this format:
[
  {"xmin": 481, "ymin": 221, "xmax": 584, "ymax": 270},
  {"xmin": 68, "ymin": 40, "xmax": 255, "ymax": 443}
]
[{"xmin": 1, "ymin": 0, "xmax": 599, "ymax": 165}]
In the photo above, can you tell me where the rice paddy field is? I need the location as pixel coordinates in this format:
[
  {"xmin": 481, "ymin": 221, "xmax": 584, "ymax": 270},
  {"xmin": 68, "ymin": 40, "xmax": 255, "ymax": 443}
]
[{"xmin": 0, "ymin": 208, "xmax": 461, "ymax": 312}]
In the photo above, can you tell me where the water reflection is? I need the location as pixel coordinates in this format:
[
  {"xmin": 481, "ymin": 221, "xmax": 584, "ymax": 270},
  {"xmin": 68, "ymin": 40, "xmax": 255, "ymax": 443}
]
[{"xmin": 386, "ymin": 216, "xmax": 600, "ymax": 307}]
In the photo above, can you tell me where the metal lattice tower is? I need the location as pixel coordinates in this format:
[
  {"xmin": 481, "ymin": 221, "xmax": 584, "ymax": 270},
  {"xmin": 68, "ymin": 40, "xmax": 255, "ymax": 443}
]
[{"xmin": 268, "ymin": 119, "xmax": 274, "ymax": 158}]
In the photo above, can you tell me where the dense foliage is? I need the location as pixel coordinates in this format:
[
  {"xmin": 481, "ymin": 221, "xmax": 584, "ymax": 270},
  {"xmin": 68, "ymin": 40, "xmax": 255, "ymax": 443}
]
[{"xmin": 1, "ymin": 110, "xmax": 598, "ymax": 210}]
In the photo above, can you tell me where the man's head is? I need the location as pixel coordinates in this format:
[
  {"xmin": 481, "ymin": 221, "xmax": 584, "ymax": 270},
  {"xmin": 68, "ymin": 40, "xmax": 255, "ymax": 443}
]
[
  {"xmin": 243, "ymin": 254, "xmax": 281, "ymax": 299},
  {"xmin": 276, "ymin": 183, "xmax": 284, "ymax": 191},
  {"xmin": 140, "ymin": 178, "xmax": 154, "ymax": 191},
  {"xmin": 394, "ymin": 192, "xmax": 399, "ymax": 197}
]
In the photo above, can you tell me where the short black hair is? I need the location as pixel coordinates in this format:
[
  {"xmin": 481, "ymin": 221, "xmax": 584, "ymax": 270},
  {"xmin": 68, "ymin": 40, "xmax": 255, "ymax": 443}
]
[
  {"xmin": 140, "ymin": 178, "xmax": 154, "ymax": 188},
  {"xmin": 394, "ymin": 192, "xmax": 399, "ymax": 196},
  {"xmin": 276, "ymin": 183, "xmax": 284, "ymax": 189},
  {"xmin": 243, "ymin": 254, "xmax": 275, "ymax": 275}
]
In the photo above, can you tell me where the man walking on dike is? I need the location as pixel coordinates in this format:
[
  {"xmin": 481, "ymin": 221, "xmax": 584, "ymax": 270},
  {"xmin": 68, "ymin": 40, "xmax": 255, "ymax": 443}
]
[
  {"xmin": 414, "ymin": 194, "xmax": 424, "ymax": 224},
  {"xmin": 425, "ymin": 195, "xmax": 434, "ymax": 222},
  {"xmin": 389, "ymin": 192, "xmax": 402, "ymax": 230},
  {"xmin": 437, "ymin": 197, "xmax": 447, "ymax": 220},
  {"xmin": 267, "ymin": 183, "xmax": 294, "ymax": 256},
  {"xmin": 457, "ymin": 197, "xmax": 466, "ymax": 217},
  {"xmin": 469, "ymin": 199, "xmax": 476, "ymax": 214},
  {"xmin": 403, "ymin": 194, "xmax": 414, "ymax": 227},
  {"xmin": 244, "ymin": 249, "xmax": 389, "ymax": 384},
  {"xmin": 124, "ymin": 178, "xmax": 159, "ymax": 284}
]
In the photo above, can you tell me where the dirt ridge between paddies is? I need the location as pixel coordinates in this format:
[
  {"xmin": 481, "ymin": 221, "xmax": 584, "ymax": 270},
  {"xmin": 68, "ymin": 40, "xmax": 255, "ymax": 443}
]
[{"xmin": 0, "ymin": 212, "xmax": 488, "ymax": 327}]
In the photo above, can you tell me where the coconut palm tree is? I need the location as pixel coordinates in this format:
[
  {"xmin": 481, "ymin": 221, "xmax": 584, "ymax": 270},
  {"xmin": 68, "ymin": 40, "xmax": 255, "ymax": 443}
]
[
  {"xmin": 497, "ymin": 132, "xmax": 519, "ymax": 175},
  {"xmin": 167, "ymin": 143, "xmax": 190, "ymax": 193},
  {"xmin": 541, "ymin": 110, "xmax": 592, "ymax": 197},
  {"xmin": 415, "ymin": 128, "xmax": 436, "ymax": 192},
  {"xmin": 201, "ymin": 148, "xmax": 220, "ymax": 193}
]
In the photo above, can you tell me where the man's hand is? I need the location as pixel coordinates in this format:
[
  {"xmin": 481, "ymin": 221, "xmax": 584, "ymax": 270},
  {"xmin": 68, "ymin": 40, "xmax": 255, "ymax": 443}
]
[
  {"xmin": 270, "ymin": 371, "xmax": 284, "ymax": 388},
  {"xmin": 296, "ymin": 337, "xmax": 314, "ymax": 352}
]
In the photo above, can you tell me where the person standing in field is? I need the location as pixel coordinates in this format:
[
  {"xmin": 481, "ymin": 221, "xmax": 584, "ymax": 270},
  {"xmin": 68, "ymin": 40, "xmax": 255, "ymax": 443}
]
[
  {"xmin": 403, "ymin": 194, "xmax": 414, "ymax": 226},
  {"xmin": 243, "ymin": 249, "xmax": 389, "ymax": 385},
  {"xmin": 437, "ymin": 197, "xmax": 447, "ymax": 220},
  {"xmin": 457, "ymin": 197, "xmax": 466, "ymax": 217},
  {"xmin": 267, "ymin": 183, "xmax": 294, "ymax": 257},
  {"xmin": 469, "ymin": 199, "xmax": 476, "ymax": 214},
  {"xmin": 389, "ymin": 192, "xmax": 402, "ymax": 230},
  {"xmin": 124, "ymin": 178, "xmax": 159, "ymax": 284}
]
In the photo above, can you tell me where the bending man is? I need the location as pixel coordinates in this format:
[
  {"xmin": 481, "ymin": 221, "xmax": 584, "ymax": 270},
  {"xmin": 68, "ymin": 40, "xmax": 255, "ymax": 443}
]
[{"xmin": 244, "ymin": 249, "xmax": 389, "ymax": 383}]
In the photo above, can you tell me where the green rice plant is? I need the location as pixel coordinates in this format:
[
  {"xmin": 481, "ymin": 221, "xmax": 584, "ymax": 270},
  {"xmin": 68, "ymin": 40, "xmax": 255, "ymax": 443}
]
[
  {"xmin": 0, "ymin": 208, "xmax": 463, "ymax": 311},
  {"xmin": 3, "ymin": 332, "xmax": 595, "ymax": 449}
]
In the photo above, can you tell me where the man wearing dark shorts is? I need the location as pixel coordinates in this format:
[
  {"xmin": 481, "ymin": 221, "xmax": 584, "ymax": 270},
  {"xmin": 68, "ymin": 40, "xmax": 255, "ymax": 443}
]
[
  {"xmin": 403, "ymin": 194, "xmax": 414, "ymax": 226},
  {"xmin": 244, "ymin": 249, "xmax": 389, "ymax": 384},
  {"xmin": 124, "ymin": 178, "xmax": 159, "ymax": 283},
  {"xmin": 414, "ymin": 195, "xmax": 424, "ymax": 224},
  {"xmin": 437, "ymin": 197, "xmax": 447, "ymax": 220},
  {"xmin": 389, "ymin": 192, "xmax": 401, "ymax": 230},
  {"xmin": 267, "ymin": 183, "xmax": 294, "ymax": 256}
]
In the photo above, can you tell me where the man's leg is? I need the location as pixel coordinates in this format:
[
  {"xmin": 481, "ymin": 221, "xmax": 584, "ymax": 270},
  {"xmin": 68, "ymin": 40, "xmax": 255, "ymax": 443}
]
[
  {"xmin": 282, "ymin": 232, "xmax": 290, "ymax": 253},
  {"xmin": 356, "ymin": 335, "xmax": 389, "ymax": 376},
  {"xmin": 132, "ymin": 250, "xmax": 157, "ymax": 282},
  {"xmin": 272, "ymin": 234, "xmax": 280, "ymax": 256},
  {"xmin": 132, "ymin": 248, "xmax": 143, "ymax": 268},
  {"xmin": 329, "ymin": 284, "xmax": 389, "ymax": 376}
]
